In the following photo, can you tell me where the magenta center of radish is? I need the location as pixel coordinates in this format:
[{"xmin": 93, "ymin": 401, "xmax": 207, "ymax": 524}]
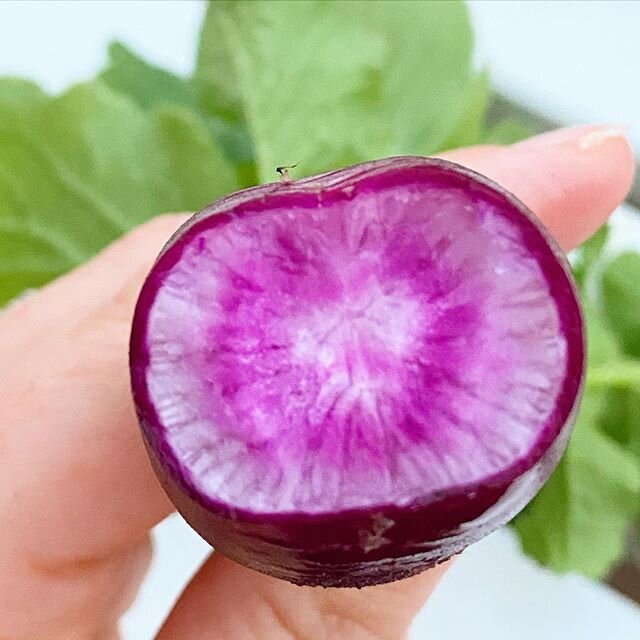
[{"xmin": 142, "ymin": 175, "xmax": 568, "ymax": 515}]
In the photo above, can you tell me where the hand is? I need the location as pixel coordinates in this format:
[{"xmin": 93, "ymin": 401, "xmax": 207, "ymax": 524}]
[{"xmin": 0, "ymin": 125, "xmax": 634, "ymax": 640}]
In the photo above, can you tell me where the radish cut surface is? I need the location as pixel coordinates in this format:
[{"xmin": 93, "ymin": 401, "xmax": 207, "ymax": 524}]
[{"xmin": 130, "ymin": 157, "xmax": 584, "ymax": 587}]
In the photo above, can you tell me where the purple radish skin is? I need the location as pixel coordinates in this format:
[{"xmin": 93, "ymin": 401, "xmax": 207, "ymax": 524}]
[{"xmin": 130, "ymin": 157, "xmax": 584, "ymax": 587}]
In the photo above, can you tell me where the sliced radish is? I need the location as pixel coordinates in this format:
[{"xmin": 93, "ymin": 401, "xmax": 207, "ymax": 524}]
[{"xmin": 130, "ymin": 157, "xmax": 584, "ymax": 587}]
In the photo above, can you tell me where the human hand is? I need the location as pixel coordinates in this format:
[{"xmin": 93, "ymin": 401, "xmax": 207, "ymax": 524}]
[{"xmin": 0, "ymin": 125, "xmax": 634, "ymax": 640}]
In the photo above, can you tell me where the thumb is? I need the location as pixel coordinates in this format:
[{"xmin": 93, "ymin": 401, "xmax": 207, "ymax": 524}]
[{"xmin": 156, "ymin": 554, "xmax": 450, "ymax": 640}]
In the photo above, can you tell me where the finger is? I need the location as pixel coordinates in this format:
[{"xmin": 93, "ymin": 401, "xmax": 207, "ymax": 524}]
[
  {"xmin": 1, "ymin": 213, "xmax": 189, "ymax": 354},
  {"xmin": 0, "ymin": 215, "xmax": 190, "ymax": 567},
  {"xmin": 441, "ymin": 125, "xmax": 635, "ymax": 251},
  {"xmin": 0, "ymin": 215, "xmax": 191, "ymax": 639},
  {"xmin": 155, "ymin": 126, "xmax": 635, "ymax": 640},
  {"xmin": 0, "ymin": 535, "xmax": 152, "ymax": 640},
  {"xmin": 156, "ymin": 555, "xmax": 450, "ymax": 640}
]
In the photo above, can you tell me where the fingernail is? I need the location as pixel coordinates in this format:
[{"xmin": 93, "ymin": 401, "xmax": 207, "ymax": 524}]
[
  {"xmin": 517, "ymin": 125, "xmax": 628, "ymax": 150},
  {"xmin": 578, "ymin": 127, "xmax": 628, "ymax": 150}
]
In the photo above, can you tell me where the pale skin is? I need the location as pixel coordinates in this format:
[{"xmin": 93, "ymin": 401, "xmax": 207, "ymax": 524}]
[{"xmin": 0, "ymin": 125, "xmax": 635, "ymax": 640}]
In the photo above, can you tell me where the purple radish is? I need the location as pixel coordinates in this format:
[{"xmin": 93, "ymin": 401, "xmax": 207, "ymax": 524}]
[{"xmin": 130, "ymin": 157, "xmax": 584, "ymax": 587}]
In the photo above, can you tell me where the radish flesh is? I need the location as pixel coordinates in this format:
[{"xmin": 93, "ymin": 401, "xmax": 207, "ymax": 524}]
[{"xmin": 130, "ymin": 157, "xmax": 584, "ymax": 587}]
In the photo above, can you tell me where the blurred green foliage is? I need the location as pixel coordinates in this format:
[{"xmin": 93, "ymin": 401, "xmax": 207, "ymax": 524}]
[{"xmin": 0, "ymin": 0, "xmax": 638, "ymax": 579}]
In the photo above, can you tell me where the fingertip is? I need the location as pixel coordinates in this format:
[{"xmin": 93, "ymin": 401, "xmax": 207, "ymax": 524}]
[
  {"xmin": 589, "ymin": 127, "xmax": 635, "ymax": 210},
  {"xmin": 520, "ymin": 126, "xmax": 635, "ymax": 249}
]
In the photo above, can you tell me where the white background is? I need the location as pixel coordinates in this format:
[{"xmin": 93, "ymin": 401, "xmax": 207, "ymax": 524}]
[{"xmin": 0, "ymin": 2, "xmax": 639, "ymax": 639}]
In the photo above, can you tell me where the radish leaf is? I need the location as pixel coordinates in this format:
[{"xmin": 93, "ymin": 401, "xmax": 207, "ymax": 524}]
[
  {"xmin": 0, "ymin": 82, "xmax": 236, "ymax": 306},
  {"xmin": 196, "ymin": 0, "xmax": 483, "ymax": 181}
]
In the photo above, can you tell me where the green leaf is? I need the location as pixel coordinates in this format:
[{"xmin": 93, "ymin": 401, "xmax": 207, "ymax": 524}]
[
  {"xmin": 572, "ymin": 224, "xmax": 610, "ymax": 287},
  {"xmin": 197, "ymin": 0, "xmax": 483, "ymax": 182},
  {"xmin": 588, "ymin": 361, "xmax": 640, "ymax": 390},
  {"xmin": 0, "ymin": 81, "xmax": 237, "ymax": 306},
  {"xmin": 599, "ymin": 388, "xmax": 640, "ymax": 462},
  {"xmin": 584, "ymin": 300, "xmax": 621, "ymax": 366},
  {"xmin": 196, "ymin": 2, "xmax": 259, "ymax": 177},
  {"xmin": 482, "ymin": 118, "xmax": 533, "ymax": 145},
  {"xmin": 601, "ymin": 252, "xmax": 640, "ymax": 358},
  {"xmin": 99, "ymin": 41, "xmax": 197, "ymax": 111},
  {"xmin": 513, "ymin": 391, "xmax": 640, "ymax": 578},
  {"xmin": 585, "ymin": 303, "xmax": 640, "ymax": 467},
  {"xmin": 100, "ymin": 40, "xmax": 256, "ymax": 185},
  {"xmin": 0, "ymin": 78, "xmax": 47, "ymax": 112},
  {"xmin": 153, "ymin": 105, "xmax": 238, "ymax": 210},
  {"xmin": 195, "ymin": 0, "xmax": 243, "ymax": 119},
  {"xmin": 440, "ymin": 69, "xmax": 491, "ymax": 150},
  {"xmin": 513, "ymin": 301, "xmax": 640, "ymax": 577}
]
